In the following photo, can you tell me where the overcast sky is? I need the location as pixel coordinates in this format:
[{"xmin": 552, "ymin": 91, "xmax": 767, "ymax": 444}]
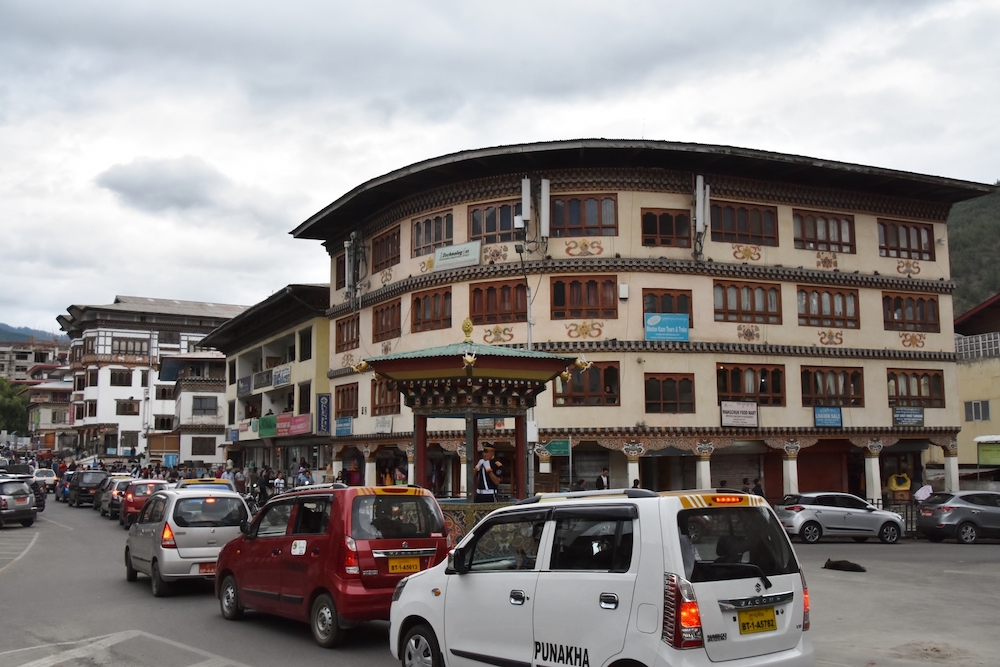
[{"xmin": 2, "ymin": 0, "xmax": 998, "ymax": 332}]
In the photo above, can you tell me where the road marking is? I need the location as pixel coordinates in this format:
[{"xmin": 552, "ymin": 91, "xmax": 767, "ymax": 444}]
[
  {"xmin": 0, "ymin": 634, "xmax": 122, "ymax": 657},
  {"xmin": 10, "ymin": 630, "xmax": 255, "ymax": 667},
  {"xmin": 0, "ymin": 533, "xmax": 38, "ymax": 574},
  {"xmin": 17, "ymin": 630, "xmax": 144, "ymax": 667},
  {"xmin": 37, "ymin": 515, "xmax": 74, "ymax": 530}
]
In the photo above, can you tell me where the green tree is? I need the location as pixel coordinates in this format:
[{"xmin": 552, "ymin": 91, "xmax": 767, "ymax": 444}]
[{"xmin": 0, "ymin": 378, "xmax": 30, "ymax": 435}]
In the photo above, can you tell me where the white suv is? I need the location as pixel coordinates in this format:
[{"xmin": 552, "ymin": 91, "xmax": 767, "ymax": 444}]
[{"xmin": 389, "ymin": 489, "xmax": 813, "ymax": 667}]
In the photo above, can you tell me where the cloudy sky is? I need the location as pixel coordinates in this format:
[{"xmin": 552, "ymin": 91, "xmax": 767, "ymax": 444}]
[{"xmin": 2, "ymin": 0, "xmax": 998, "ymax": 332}]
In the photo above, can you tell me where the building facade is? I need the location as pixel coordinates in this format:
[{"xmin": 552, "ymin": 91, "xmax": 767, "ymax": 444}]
[
  {"xmin": 26, "ymin": 367, "xmax": 75, "ymax": 452},
  {"xmin": 954, "ymin": 293, "xmax": 1000, "ymax": 479},
  {"xmin": 0, "ymin": 340, "xmax": 68, "ymax": 384},
  {"xmin": 159, "ymin": 351, "xmax": 229, "ymax": 468}
]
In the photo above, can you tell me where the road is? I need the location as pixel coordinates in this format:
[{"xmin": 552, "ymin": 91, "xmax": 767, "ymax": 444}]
[{"xmin": 2, "ymin": 498, "xmax": 999, "ymax": 667}]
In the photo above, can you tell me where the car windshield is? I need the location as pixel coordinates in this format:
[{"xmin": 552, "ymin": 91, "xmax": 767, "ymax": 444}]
[
  {"xmin": 923, "ymin": 493, "xmax": 954, "ymax": 505},
  {"xmin": 37, "ymin": 470, "xmax": 55, "ymax": 477},
  {"xmin": 1, "ymin": 481, "xmax": 31, "ymax": 495},
  {"xmin": 172, "ymin": 497, "xmax": 247, "ymax": 527},
  {"xmin": 678, "ymin": 507, "xmax": 799, "ymax": 582},
  {"xmin": 116, "ymin": 480, "xmax": 132, "ymax": 490},
  {"xmin": 180, "ymin": 483, "xmax": 231, "ymax": 490},
  {"xmin": 351, "ymin": 495, "xmax": 445, "ymax": 540},
  {"xmin": 80, "ymin": 472, "xmax": 106, "ymax": 484}
]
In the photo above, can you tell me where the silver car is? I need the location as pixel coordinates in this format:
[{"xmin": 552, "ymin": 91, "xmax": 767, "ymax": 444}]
[
  {"xmin": 125, "ymin": 488, "xmax": 249, "ymax": 597},
  {"xmin": 0, "ymin": 478, "xmax": 37, "ymax": 528},
  {"xmin": 916, "ymin": 491, "xmax": 1000, "ymax": 544},
  {"xmin": 774, "ymin": 492, "xmax": 904, "ymax": 544}
]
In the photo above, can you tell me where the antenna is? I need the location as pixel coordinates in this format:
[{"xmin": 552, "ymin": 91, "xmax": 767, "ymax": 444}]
[
  {"xmin": 521, "ymin": 178, "xmax": 531, "ymax": 221},
  {"xmin": 540, "ymin": 178, "xmax": 550, "ymax": 239}
]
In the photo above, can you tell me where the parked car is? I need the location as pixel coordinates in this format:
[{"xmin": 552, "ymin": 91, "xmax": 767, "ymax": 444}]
[
  {"xmin": 1, "ymin": 473, "xmax": 45, "ymax": 513},
  {"xmin": 34, "ymin": 468, "xmax": 58, "ymax": 493},
  {"xmin": 216, "ymin": 485, "xmax": 449, "ymax": 647},
  {"xmin": 55, "ymin": 471, "xmax": 74, "ymax": 502},
  {"xmin": 773, "ymin": 492, "xmax": 904, "ymax": 544},
  {"xmin": 67, "ymin": 470, "xmax": 109, "ymax": 507},
  {"xmin": 119, "ymin": 480, "xmax": 169, "ymax": 528},
  {"xmin": 0, "ymin": 477, "xmax": 37, "ymax": 528},
  {"xmin": 125, "ymin": 488, "xmax": 250, "ymax": 597},
  {"xmin": 916, "ymin": 491, "xmax": 1000, "ymax": 544},
  {"xmin": 93, "ymin": 474, "xmax": 133, "ymax": 512},
  {"xmin": 100, "ymin": 478, "xmax": 135, "ymax": 519}
]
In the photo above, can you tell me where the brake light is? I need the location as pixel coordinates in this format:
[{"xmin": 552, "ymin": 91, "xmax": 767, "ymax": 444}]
[
  {"xmin": 126, "ymin": 493, "xmax": 133, "ymax": 502},
  {"xmin": 662, "ymin": 573, "xmax": 703, "ymax": 649},
  {"xmin": 785, "ymin": 505, "xmax": 805, "ymax": 512},
  {"xmin": 0, "ymin": 498, "xmax": 6, "ymax": 510},
  {"xmin": 161, "ymin": 524, "xmax": 177, "ymax": 548},
  {"xmin": 712, "ymin": 495, "xmax": 742, "ymax": 504},
  {"xmin": 343, "ymin": 536, "xmax": 359, "ymax": 576},
  {"xmin": 937, "ymin": 506, "xmax": 956, "ymax": 513},
  {"xmin": 799, "ymin": 569, "xmax": 810, "ymax": 631}
]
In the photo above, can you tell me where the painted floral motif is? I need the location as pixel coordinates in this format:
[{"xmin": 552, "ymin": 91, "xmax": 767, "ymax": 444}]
[
  {"xmin": 340, "ymin": 353, "xmax": 355, "ymax": 368},
  {"xmin": 565, "ymin": 239, "xmax": 604, "ymax": 257},
  {"xmin": 818, "ymin": 330, "xmax": 844, "ymax": 346},
  {"xmin": 382, "ymin": 341, "xmax": 393, "ymax": 355},
  {"xmin": 816, "ymin": 252, "xmax": 838, "ymax": 270},
  {"xmin": 482, "ymin": 245, "xmax": 508, "ymax": 263},
  {"xmin": 899, "ymin": 332, "xmax": 926, "ymax": 348},
  {"xmin": 483, "ymin": 326, "xmax": 515, "ymax": 344},
  {"xmin": 380, "ymin": 267, "xmax": 393, "ymax": 285},
  {"xmin": 732, "ymin": 244, "xmax": 761, "ymax": 261},
  {"xmin": 737, "ymin": 324, "xmax": 760, "ymax": 341},
  {"xmin": 897, "ymin": 259, "xmax": 921, "ymax": 277},
  {"xmin": 419, "ymin": 257, "xmax": 435, "ymax": 273},
  {"xmin": 566, "ymin": 321, "xmax": 604, "ymax": 339}
]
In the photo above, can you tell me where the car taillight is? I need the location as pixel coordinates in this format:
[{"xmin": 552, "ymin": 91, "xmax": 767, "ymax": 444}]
[
  {"xmin": 126, "ymin": 493, "xmax": 134, "ymax": 502},
  {"xmin": 161, "ymin": 524, "xmax": 177, "ymax": 548},
  {"xmin": 662, "ymin": 573, "xmax": 703, "ymax": 649},
  {"xmin": 785, "ymin": 505, "xmax": 805, "ymax": 512},
  {"xmin": 343, "ymin": 536, "xmax": 359, "ymax": 576},
  {"xmin": 799, "ymin": 569, "xmax": 810, "ymax": 631},
  {"xmin": 937, "ymin": 506, "xmax": 956, "ymax": 513},
  {"xmin": 0, "ymin": 498, "xmax": 6, "ymax": 510}
]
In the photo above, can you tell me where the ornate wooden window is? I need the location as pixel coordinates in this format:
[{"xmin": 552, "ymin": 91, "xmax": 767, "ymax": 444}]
[
  {"xmin": 336, "ymin": 313, "xmax": 360, "ymax": 352},
  {"xmin": 335, "ymin": 254, "xmax": 346, "ymax": 290},
  {"xmin": 644, "ymin": 374, "xmax": 695, "ymax": 413},
  {"xmin": 191, "ymin": 437, "xmax": 216, "ymax": 456},
  {"xmin": 882, "ymin": 292, "xmax": 940, "ymax": 332},
  {"xmin": 801, "ymin": 366, "xmax": 864, "ymax": 407},
  {"xmin": 74, "ymin": 375, "xmax": 85, "ymax": 391},
  {"xmin": 713, "ymin": 281, "xmax": 781, "ymax": 323},
  {"xmin": 87, "ymin": 370, "xmax": 99, "ymax": 386},
  {"xmin": 109, "ymin": 369, "xmax": 133, "ymax": 387},
  {"xmin": 75, "ymin": 403, "xmax": 85, "ymax": 420},
  {"xmin": 413, "ymin": 211, "xmax": 453, "ymax": 257},
  {"xmin": 372, "ymin": 299, "xmax": 402, "ymax": 342},
  {"xmin": 470, "ymin": 280, "xmax": 527, "ymax": 325},
  {"xmin": 716, "ymin": 364, "xmax": 785, "ymax": 406},
  {"xmin": 112, "ymin": 338, "xmax": 149, "ymax": 355},
  {"xmin": 412, "ymin": 287, "xmax": 452, "ymax": 333},
  {"xmin": 116, "ymin": 400, "xmax": 141, "ymax": 416},
  {"xmin": 470, "ymin": 199, "xmax": 521, "ymax": 245},
  {"xmin": 793, "ymin": 210, "xmax": 855, "ymax": 253},
  {"xmin": 86, "ymin": 401, "xmax": 97, "ymax": 417},
  {"xmin": 372, "ymin": 226, "xmax": 401, "ymax": 273},
  {"xmin": 159, "ymin": 330, "xmax": 180, "ymax": 345},
  {"xmin": 550, "ymin": 194, "xmax": 617, "ymax": 237},
  {"xmin": 710, "ymin": 202, "xmax": 778, "ymax": 246},
  {"xmin": 154, "ymin": 415, "xmax": 174, "ymax": 430},
  {"xmin": 371, "ymin": 378, "xmax": 400, "ymax": 415},
  {"xmin": 298, "ymin": 327, "xmax": 313, "ymax": 362},
  {"xmin": 887, "ymin": 369, "xmax": 945, "ymax": 408},
  {"xmin": 878, "ymin": 220, "xmax": 934, "ymax": 260},
  {"xmin": 641, "ymin": 208, "xmax": 691, "ymax": 247},
  {"xmin": 797, "ymin": 287, "xmax": 860, "ymax": 328},
  {"xmin": 335, "ymin": 383, "xmax": 359, "ymax": 418},
  {"xmin": 551, "ymin": 276, "xmax": 618, "ymax": 320},
  {"xmin": 553, "ymin": 362, "xmax": 619, "ymax": 406},
  {"xmin": 642, "ymin": 289, "xmax": 692, "ymax": 327},
  {"xmin": 155, "ymin": 385, "xmax": 174, "ymax": 400}
]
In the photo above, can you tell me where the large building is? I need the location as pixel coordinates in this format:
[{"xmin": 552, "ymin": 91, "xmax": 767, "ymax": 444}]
[
  {"xmin": 290, "ymin": 140, "xmax": 992, "ymax": 500},
  {"xmin": 26, "ymin": 366, "xmax": 74, "ymax": 452},
  {"xmin": 954, "ymin": 292, "xmax": 1000, "ymax": 481},
  {"xmin": 0, "ymin": 340, "xmax": 68, "ymax": 384}
]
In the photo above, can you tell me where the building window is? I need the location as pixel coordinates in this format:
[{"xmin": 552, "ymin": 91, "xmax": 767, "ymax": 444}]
[
  {"xmin": 798, "ymin": 287, "xmax": 860, "ymax": 328},
  {"xmin": 159, "ymin": 331, "xmax": 180, "ymax": 345},
  {"xmin": 297, "ymin": 382, "xmax": 311, "ymax": 415},
  {"xmin": 550, "ymin": 194, "xmax": 617, "ymax": 237},
  {"xmin": 887, "ymin": 369, "xmax": 945, "ymax": 408},
  {"xmin": 641, "ymin": 208, "xmax": 691, "ymax": 247},
  {"xmin": 228, "ymin": 360, "xmax": 236, "ymax": 385},
  {"xmin": 801, "ymin": 367, "xmax": 864, "ymax": 407},
  {"xmin": 793, "ymin": 210, "xmax": 855, "ymax": 253},
  {"xmin": 878, "ymin": 220, "xmax": 934, "ymax": 260},
  {"xmin": 74, "ymin": 375, "xmax": 85, "ymax": 391},
  {"xmin": 711, "ymin": 202, "xmax": 778, "ymax": 246},
  {"xmin": 412, "ymin": 287, "xmax": 452, "ymax": 333},
  {"xmin": 714, "ymin": 281, "xmax": 781, "ymax": 323},
  {"xmin": 75, "ymin": 404, "xmax": 85, "ymax": 420},
  {"xmin": 191, "ymin": 437, "xmax": 216, "ymax": 457},
  {"xmin": 112, "ymin": 338, "xmax": 149, "ymax": 355},
  {"xmin": 470, "ymin": 199, "xmax": 521, "ymax": 245},
  {"xmin": 87, "ymin": 370, "xmax": 99, "ymax": 386},
  {"xmin": 154, "ymin": 415, "xmax": 174, "ymax": 430},
  {"xmin": 335, "ymin": 254, "xmax": 347, "ymax": 290},
  {"xmin": 413, "ymin": 211, "xmax": 453, "ymax": 257},
  {"xmin": 86, "ymin": 401, "xmax": 97, "ymax": 417},
  {"xmin": 554, "ymin": 362, "xmax": 619, "ymax": 406},
  {"xmin": 335, "ymin": 383, "xmax": 359, "ymax": 419},
  {"xmin": 470, "ymin": 280, "xmax": 527, "ymax": 325},
  {"xmin": 84, "ymin": 338, "xmax": 95, "ymax": 354},
  {"xmin": 155, "ymin": 385, "xmax": 174, "ymax": 401},
  {"xmin": 192, "ymin": 396, "xmax": 218, "ymax": 415},
  {"xmin": 372, "ymin": 226, "xmax": 401, "ymax": 273},
  {"xmin": 298, "ymin": 327, "xmax": 313, "ymax": 362},
  {"xmin": 141, "ymin": 370, "xmax": 149, "ymax": 387},
  {"xmin": 551, "ymin": 276, "xmax": 618, "ymax": 320},
  {"xmin": 109, "ymin": 369, "xmax": 133, "ymax": 387},
  {"xmin": 336, "ymin": 314, "xmax": 360, "ymax": 352},
  {"xmin": 642, "ymin": 289, "xmax": 692, "ymax": 327},
  {"xmin": 116, "ymin": 400, "xmax": 140, "ymax": 416},
  {"xmin": 120, "ymin": 432, "xmax": 139, "ymax": 449},
  {"xmin": 372, "ymin": 299, "xmax": 402, "ymax": 342},
  {"xmin": 228, "ymin": 401, "xmax": 236, "ymax": 423},
  {"xmin": 15, "ymin": 352, "xmax": 29, "ymax": 361},
  {"xmin": 52, "ymin": 411, "xmax": 68, "ymax": 424},
  {"xmin": 717, "ymin": 364, "xmax": 785, "ymax": 406},
  {"xmin": 965, "ymin": 400, "xmax": 990, "ymax": 422},
  {"xmin": 882, "ymin": 293, "xmax": 940, "ymax": 332},
  {"xmin": 372, "ymin": 378, "xmax": 400, "ymax": 415},
  {"xmin": 644, "ymin": 374, "xmax": 695, "ymax": 413}
]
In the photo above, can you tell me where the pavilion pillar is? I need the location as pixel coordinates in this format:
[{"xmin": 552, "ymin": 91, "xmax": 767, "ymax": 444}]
[
  {"xmin": 782, "ymin": 452, "xmax": 799, "ymax": 496},
  {"xmin": 365, "ymin": 456, "xmax": 377, "ymax": 488},
  {"xmin": 864, "ymin": 451, "xmax": 882, "ymax": 505},
  {"xmin": 695, "ymin": 454, "xmax": 712, "ymax": 490},
  {"xmin": 465, "ymin": 413, "xmax": 477, "ymax": 502},
  {"xmin": 514, "ymin": 414, "xmax": 526, "ymax": 500},
  {"xmin": 414, "ymin": 414, "xmax": 427, "ymax": 489}
]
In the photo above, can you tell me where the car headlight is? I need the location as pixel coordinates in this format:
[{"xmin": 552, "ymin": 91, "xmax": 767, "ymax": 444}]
[{"xmin": 893, "ymin": 513, "xmax": 903, "ymax": 521}]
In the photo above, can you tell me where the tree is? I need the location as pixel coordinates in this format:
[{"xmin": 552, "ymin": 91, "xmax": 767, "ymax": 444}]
[{"xmin": 0, "ymin": 378, "xmax": 30, "ymax": 435}]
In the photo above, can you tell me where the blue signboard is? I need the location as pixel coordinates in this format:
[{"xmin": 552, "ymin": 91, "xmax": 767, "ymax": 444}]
[
  {"xmin": 317, "ymin": 394, "xmax": 331, "ymax": 436},
  {"xmin": 644, "ymin": 313, "xmax": 690, "ymax": 342},
  {"xmin": 813, "ymin": 406, "xmax": 843, "ymax": 427},
  {"xmin": 229, "ymin": 429, "xmax": 239, "ymax": 442},
  {"xmin": 164, "ymin": 454, "xmax": 178, "ymax": 468},
  {"xmin": 335, "ymin": 416, "xmax": 353, "ymax": 437}
]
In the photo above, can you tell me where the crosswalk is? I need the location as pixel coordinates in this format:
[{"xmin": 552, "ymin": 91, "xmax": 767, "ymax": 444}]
[{"xmin": 0, "ymin": 631, "xmax": 254, "ymax": 667}]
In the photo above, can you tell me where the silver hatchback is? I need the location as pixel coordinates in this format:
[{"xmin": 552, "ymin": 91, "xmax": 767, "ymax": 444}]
[
  {"xmin": 125, "ymin": 488, "xmax": 249, "ymax": 596},
  {"xmin": 774, "ymin": 492, "xmax": 904, "ymax": 544}
]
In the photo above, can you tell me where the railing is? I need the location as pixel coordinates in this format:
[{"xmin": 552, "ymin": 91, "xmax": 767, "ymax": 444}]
[
  {"xmin": 870, "ymin": 498, "xmax": 920, "ymax": 535},
  {"xmin": 955, "ymin": 332, "xmax": 1000, "ymax": 360}
]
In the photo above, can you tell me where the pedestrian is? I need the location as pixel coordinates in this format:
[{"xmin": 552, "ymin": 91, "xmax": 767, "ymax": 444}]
[
  {"xmin": 631, "ymin": 479, "xmax": 640, "ymax": 489},
  {"xmin": 752, "ymin": 478, "xmax": 764, "ymax": 496},
  {"xmin": 571, "ymin": 479, "xmax": 586, "ymax": 492},
  {"xmin": 596, "ymin": 467, "xmax": 610, "ymax": 490},
  {"xmin": 234, "ymin": 467, "xmax": 246, "ymax": 493},
  {"xmin": 741, "ymin": 477, "xmax": 751, "ymax": 493},
  {"xmin": 273, "ymin": 472, "xmax": 286, "ymax": 494},
  {"xmin": 473, "ymin": 442, "xmax": 503, "ymax": 503},
  {"xmin": 719, "ymin": 479, "xmax": 728, "ymax": 489}
]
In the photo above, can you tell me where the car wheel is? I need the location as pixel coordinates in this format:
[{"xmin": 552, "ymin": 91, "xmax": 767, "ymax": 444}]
[
  {"xmin": 220, "ymin": 575, "xmax": 243, "ymax": 620},
  {"xmin": 402, "ymin": 624, "xmax": 442, "ymax": 667},
  {"xmin": 800, "ymin": 521, "xmax": 822, "ymax": 544},
  {"xmin": 878, "ymin": 523, "xmax": 900, "ymax": 544},
  {"xmin": 852, "ymin": 536, "xmax": 868, "ymax": 543},
  {"xmin": 958, "ymin": 522, "xmax": 978, "ymax": 545},
  {"xmin": 21, "ymin": 519, "xmax": 34, "ymax": 527},
  {"xmin": 125, "ymin": 549, "xmax": 138, "ymax": 582},
  {"xmin": 150, "ymin": 561, "xmax": 171, "ymax": 597},
  {"xmin": 100, "ymin": 506, "xmax": 106, "ymax": 516},
  {"xmin": 310, "ymin": 593, "xmax": 343, "ymax": 648}
]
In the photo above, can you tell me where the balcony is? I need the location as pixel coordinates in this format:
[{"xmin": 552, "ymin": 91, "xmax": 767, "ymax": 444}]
[{"xmin": 955, "ymin": 332, "xmax": 1000, "ymax": 360}]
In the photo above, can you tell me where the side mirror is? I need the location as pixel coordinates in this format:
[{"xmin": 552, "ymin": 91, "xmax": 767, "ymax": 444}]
[
  {"xmin": 240, "ymin": 520, "xmax": 250, "ymax": 535},
  {"xmin": 447, "ymin": 548, "xmax": 468, "ymax": 574},
  {"xmin": 866, "ymin": 505, "xmax": 876, "ymax": 512}
]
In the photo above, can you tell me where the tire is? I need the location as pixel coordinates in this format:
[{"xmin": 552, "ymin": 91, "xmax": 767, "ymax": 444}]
[
  {"xmin": 219, "ymin": 575, "xmax": 243, "ymax": 620},
  {"xmin": 150, "ymin": 561, "xmax": 171, "ymax": 598},
  {"xmin": 100, "ymin": 506, "xmax": 107, "ymax": 516},
  {"xmin": 310, "ymin": 593, "xmax": 343, "ymax": 648},
  {"xmin": 401, "ymin": 624, "xmax": 442, "ymax": 667},
  {"xmin": 852, "ymin": 536, "xmax": 868, "ymax": 543},
  {"xmin": 125, "ymin": 549, "xmax": 138, "ymax": 582},
  {"xmin": 21, "ymin": 519, "xmax": 34, "ymax": 527},
  {"xmin": 799, "ymin": 521, "xmax": 822, "ymax": 544},
  {"xmin": 878, "ymin": 523, "xmax": 900, "ymax": 544},
  {"xmin": 957, "ymin": 522, "xmax": 978, "ymax": 545}
]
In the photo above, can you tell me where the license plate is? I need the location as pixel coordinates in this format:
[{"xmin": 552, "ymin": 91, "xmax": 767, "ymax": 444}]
[
  {"xmin": 738, "ymin": 607, "xmax": 777, "ymax": 634},
  {"xmin": 199, "ymin": 562, "xmax": 216, "ymax": 574},
  {"xmin": 15, "ymin": 497, "xmax": 28, "ymax": 505},
  {"xmin": 388, "ymin": 557, "xmax": 421, "ymax": 574},
  {"xmin": 921, "ymin": 509, "xmax": 932, "ymax": 516}
]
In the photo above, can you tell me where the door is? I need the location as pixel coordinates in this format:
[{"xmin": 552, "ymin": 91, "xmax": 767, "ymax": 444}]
[
  {"xmin": 838, "ymin": 494, "xmax": 881, "ymax": 535},
  {"xmin": 444, "ymin": 511, "xmax": 547, "ymax": 667},
  {"xmin": 965, "ymin": 494, "xmax": 1000, "ymax": 535},
  {"xmin": 533, "ymin": 506, "xmax": 638, "ymax": 667},
  {"xmin": 280, "ymin": 496, "xmax": 332, "ymax": 620},
  {"xmin": 239, "ymin": 499, "xmax": 294, "ymax": 614},
  {"xmin": 130, "ymin": 496, "xmax": 166, "ymax": 571},
  {"xmin": 811, "ymin": 495, "xmax": 847, "ymax": 535}
]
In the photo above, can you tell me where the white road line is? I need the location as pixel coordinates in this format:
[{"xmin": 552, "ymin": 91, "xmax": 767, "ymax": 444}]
[
  {"xmin": 8, "ymin": 631, "xmax": 254, "ymax": 667},
  {"xmin": 37, "ymin": 515, "xmax": 74, "ymax": 530},
  {"xmin": 17, "ymin": 630, "xmax": 144, "ymax": 667},
  {"xmin": 0, "ymin": 533, "xmax": 38, "ymax": 574},
  {"xmin": 186, "ymin": 659, "xmax": 232, "ymax": 667},
  {"xmin": 0, "ymin": 633, "xmax": 123, "ymax": 657}
]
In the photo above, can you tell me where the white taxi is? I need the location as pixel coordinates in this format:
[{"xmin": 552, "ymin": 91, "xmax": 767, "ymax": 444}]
[{"xmin": 389, "ymin": 489, "xmax": 813, "ymax": 667}]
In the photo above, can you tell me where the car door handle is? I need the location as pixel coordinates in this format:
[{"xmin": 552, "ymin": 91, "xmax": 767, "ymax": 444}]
[
  {"xmin": 510, "ymin": 590, "xmax": 527, "ymax": 605},
  {"xmin": 600, "ymin": 593, "xmax": 619, "ymax": 609},
  {"xmin": 271, "ymin": 548, "xmax": 282, "ymax": 556}
]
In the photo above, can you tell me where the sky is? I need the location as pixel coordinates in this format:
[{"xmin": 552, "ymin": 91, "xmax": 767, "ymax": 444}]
[{"xmin": 2, "ymin": 0, "xmax": 998, "ymax": 333}]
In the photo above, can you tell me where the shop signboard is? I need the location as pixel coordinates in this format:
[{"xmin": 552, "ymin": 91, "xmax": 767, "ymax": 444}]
[
  {"xmin": 335, "ymin": 417, "xmax": 353, "ymax": 437},
  {"xmin": 164, "ymin": 454, "xmax": 178, "ymax": 468},
  {"xmin": 545, "ymin": 439, "xmax": 570, "ymax": 456},
  {"xmin": 236, "ymin": 376, "xmax": 252, "ymax": 397},
  {"xmin": 721, "ymin": 401, "xmax": 758, "ymax": 428},
  {"xmin": 978, "ymin": 442, "xmax": 1000, "ymax": 466},
  {"xmin": 644, "ymin": 313, "xmax": 690, "ymax": 341},
  {"xmin": 272, "ymin": 365, "xmax": 291, "ymax": 388},
  {"xmin": 433, "ymin": 240, "xmax": 481, "ymax": 271},
  {"xmin": 316, "ymin": 394, "xmax": 331, "ymax": 435},
  {"xmin": 229, "ymin": 429, "xmax": 239, "ymax": 442},
  {"xmin": 813, "ymin": 406, "xmax": 843, "ymax": 427},
  {"xmin": 375, "ymin": 416, "xmax": 393, "ymax": 434},
  {"xmin": 258, "ymin": 414, "xmax": 277, "ymax": 438},
  {"xmin": 893, "ymin": 407, "xmax": 924, "ymax": 427},
  {"xmin": 276, "ymin": 413, "xmax": 291, "ymax": 437},
  {"xmin": 290, "ymin": 414, "xmax": 311, "ymax": 435}
]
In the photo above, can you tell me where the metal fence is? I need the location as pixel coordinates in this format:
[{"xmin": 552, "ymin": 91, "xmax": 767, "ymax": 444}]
[{"xmin": 871, "ymin": 498, "xmax": 920, "ymax": 535}]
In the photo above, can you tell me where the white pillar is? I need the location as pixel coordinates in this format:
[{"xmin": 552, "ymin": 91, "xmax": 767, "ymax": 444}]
[
  {"xmin": 365, "ymin": 459, "xmax": 377, "ymax": 487},
  {"xmin": 332, "ymin": 459, "xmax": 343, "ymax": 479},
  {"xmin": 695, "ymin": 455, "xmax": 712, "ymax": 489},
  {"xmin": 944, "ymin": 453, "xmax": 960, "ymax": 492},
  {"xmin": 460, "ymin": 458, "xmax": 468, "ymax": 495},
  {"xmin": 864, "ymin": 453, "xmax": 882, "ymax": 505},
  {"xmin": 782, "ymin": 454, "xmax": 799, "ymax": 496},
  {"xmin": 627, "ymin": 458, "xmax": 640, "ymax": 489},
  {"xmin": 407, "ymin": 461, "xmax": 415, "ymax": 486}
]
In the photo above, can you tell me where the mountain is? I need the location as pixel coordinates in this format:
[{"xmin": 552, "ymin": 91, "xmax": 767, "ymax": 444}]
[
  {"xmin": 0, "ymin": 323, "xmax": 68, "ymax": 343},
  {"xmin": 948, "ymin": 187, "xmax": 1000, "ymax": 316}
]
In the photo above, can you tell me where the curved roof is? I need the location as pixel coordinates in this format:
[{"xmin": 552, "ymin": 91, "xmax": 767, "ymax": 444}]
[{"xmin": 291, "ymin": 139, "xmax": 994, "ymax": 241}]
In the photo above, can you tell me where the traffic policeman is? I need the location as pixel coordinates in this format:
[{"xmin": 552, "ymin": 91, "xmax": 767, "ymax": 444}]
[{"xmin": 473, "ymin": 442, "xmax": 503, "ymax": 503}]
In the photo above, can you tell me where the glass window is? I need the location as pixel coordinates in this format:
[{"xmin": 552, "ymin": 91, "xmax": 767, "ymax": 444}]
[
  {"xmin": 465, "ymin": 516, "xmax": 546, "ymax": 571},
  {"xmin": 255, "ymin": 502, "xmax": 293, "ymax": 538},
  {"xmin": 677, "ymin": 507, "xmax": 797, "ymax": 582},
  {"xmin": 350, "ymin": 495, "xmax": 445, "ymax": 540},
  {"xmin": 293, "ymin": 499, "xmax": 331, "ymax": 535},
  {"xmin": 173, "ymin": 497, "xmax": 247, "ymax": 527},
  {"xmin": 550, "ymin": 516, "xmax": 633, "ymax": 573}
]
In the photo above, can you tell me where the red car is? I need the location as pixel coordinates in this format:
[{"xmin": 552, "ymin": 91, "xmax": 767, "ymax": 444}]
[
  {"xmin": 119, "ymin": 480, "xmax": 168, "ymax": 529},
  {"xmin": 216, "ymin": 485, "xmax": 448, "ymax": 647}
]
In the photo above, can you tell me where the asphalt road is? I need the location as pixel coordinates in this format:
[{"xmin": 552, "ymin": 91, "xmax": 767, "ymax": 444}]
[{"xmin": 2, "ymin": 498, "xmax": 999, "ymax": 667}]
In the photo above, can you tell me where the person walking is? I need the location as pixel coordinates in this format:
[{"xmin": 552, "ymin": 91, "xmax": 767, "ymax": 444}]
[
  {"xmin": 596, "ymin": 467, "xmax": 610, "ymax": 490},
  {"xmin": 473, "ymin": 443, "xmax": 503, "ymax": 503}
]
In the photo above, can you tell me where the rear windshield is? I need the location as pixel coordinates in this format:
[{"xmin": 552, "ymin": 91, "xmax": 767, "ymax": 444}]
[
  {"xmin": 923, "ymin": 493, "xmax": 954, "ymax": 505},
  {"xmin": 80, "ymin": 472, "xmax": 107, "ymax": 484},
  {"xmin": 132, "ymin": 483, "xmax": 162, "ymax": 497},
  {"xmin": 678, "ymin": 507, "xmax": 798, "ymax": 582},
  {"xmin": 1, "ymin": 481, "xmax": 31, "ymax": 495},
  {"xmin": 173, "ymin": 497, "xmax": 247, "ymax": 527},
  {"xmin": 115, "ymin": 480, "xmax": 132, "ymax": 490},
  {"xmin": 37, "ymin": 470, "xmax": 55, "ymax": 477},
  {"xmin": 181, "ymin": 483, "xmax": 232, "ymax": 490},
  {"xmin": 351, "ymin": 495, "xmax": 445, "ymax": 540},
  {"xmin": 780, "ymin": 495, "xmax": 802, "ymax": 505}
]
